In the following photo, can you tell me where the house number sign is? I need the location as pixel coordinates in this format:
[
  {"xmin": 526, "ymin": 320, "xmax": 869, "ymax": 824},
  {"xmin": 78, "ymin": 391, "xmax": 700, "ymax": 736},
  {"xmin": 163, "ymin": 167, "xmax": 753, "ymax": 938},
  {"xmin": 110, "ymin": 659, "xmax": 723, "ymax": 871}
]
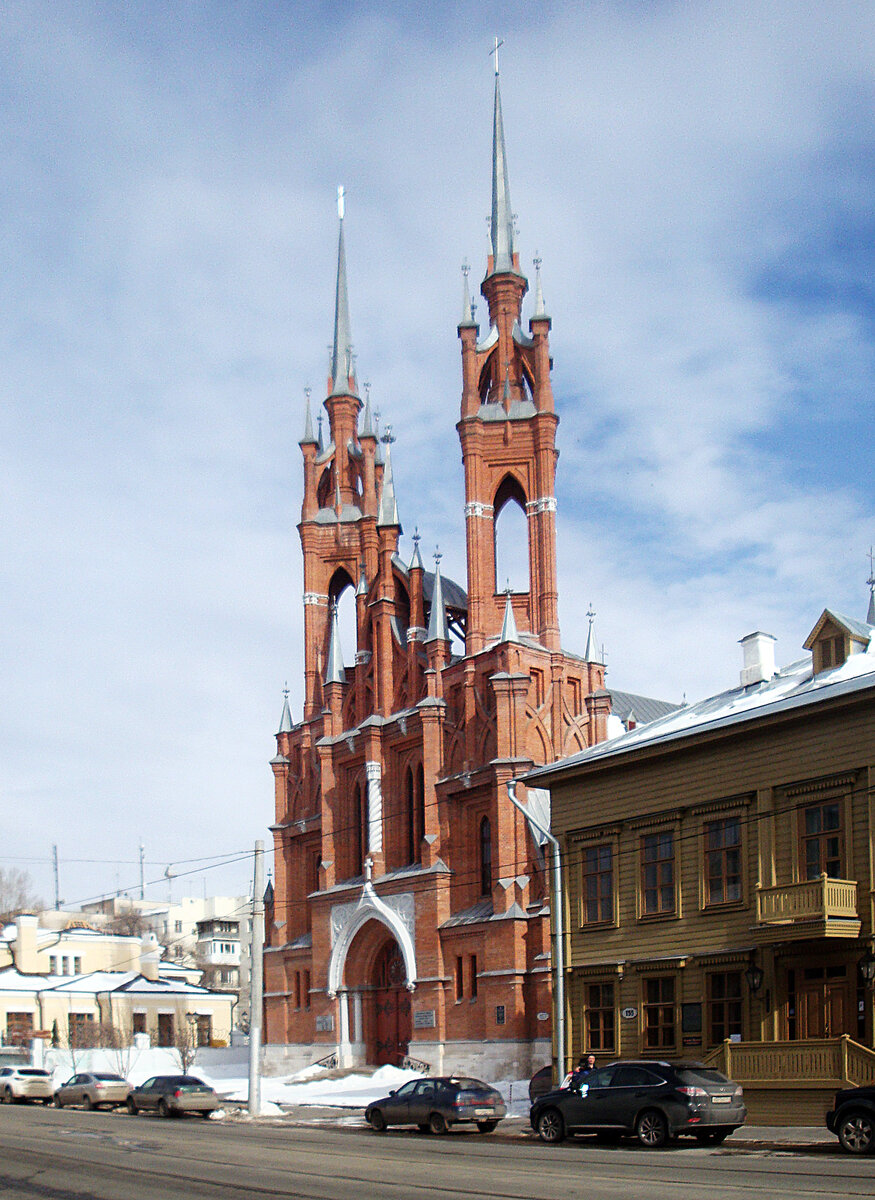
[{"xmin": 621, "ymin": 1007, "xmax": 638, "ymax": 1020}]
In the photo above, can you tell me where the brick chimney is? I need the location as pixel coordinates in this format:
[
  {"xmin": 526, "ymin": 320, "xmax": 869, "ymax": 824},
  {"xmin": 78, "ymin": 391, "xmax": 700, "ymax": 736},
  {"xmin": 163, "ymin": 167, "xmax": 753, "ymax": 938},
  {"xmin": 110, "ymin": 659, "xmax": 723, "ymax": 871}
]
[{"xmin": 739, "ymin": 631, "xmax": 777, "ymax": 687}]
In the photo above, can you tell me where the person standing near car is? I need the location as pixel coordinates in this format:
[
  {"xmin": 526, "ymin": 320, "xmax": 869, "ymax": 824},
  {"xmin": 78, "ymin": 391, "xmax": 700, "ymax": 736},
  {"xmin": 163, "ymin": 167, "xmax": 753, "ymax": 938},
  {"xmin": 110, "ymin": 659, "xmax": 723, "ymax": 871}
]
[{"xmin": 562, "ymin": 1053, "xmax": 596, "ymax": 1089}]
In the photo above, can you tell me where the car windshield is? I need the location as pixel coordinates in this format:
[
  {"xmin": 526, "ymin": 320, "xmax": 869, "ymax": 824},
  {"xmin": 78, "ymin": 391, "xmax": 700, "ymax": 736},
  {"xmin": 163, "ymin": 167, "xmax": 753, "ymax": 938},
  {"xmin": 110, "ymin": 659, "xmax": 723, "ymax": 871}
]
[
  {"xmin": 677, "ymin": 1068, "xmax": 731, "ymax": 1087},
  {"xmin": 393, "ymin": 1081, "xmax": 418, "ymax": 1097},
  {"xmin": 94, "ymin": 1074, "xmax": 124, "ymax": 1081},
  {"xmin": 451, "ymin": 1078, "xmax": 487, "ymax": 1091}
]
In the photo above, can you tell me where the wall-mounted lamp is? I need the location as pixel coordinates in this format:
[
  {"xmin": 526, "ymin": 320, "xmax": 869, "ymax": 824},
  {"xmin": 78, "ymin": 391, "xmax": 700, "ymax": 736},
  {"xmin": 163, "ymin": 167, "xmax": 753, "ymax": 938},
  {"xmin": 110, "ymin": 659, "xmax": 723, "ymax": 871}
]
[
  {"xmin": 745, "ymin": 958, "xmax": 764, "ymax": 994},
  {"xmin": 858, "ymin": 946, "xmax": 875, "ymax": 986}
]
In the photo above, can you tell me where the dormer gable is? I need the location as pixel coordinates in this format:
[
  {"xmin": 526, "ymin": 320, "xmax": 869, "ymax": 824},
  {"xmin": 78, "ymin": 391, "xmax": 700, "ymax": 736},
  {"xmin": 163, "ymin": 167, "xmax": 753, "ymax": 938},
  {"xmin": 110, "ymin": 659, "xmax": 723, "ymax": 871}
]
[{"xmin": 804, "ymin": 609, "xmax": 873, "ymax": 675}]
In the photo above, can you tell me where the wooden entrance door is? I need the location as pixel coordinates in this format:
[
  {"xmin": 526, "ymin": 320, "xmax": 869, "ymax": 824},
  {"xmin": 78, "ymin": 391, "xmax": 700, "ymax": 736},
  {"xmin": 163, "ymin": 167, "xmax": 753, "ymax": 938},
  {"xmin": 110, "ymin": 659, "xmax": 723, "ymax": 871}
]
[
  {"xmin": 372, "ymin": 942, "xmax": 411, "ymax": 1066},
  {"xmin": 793, "ymin": 966, "xmax": 852, "ymax": 1038}
]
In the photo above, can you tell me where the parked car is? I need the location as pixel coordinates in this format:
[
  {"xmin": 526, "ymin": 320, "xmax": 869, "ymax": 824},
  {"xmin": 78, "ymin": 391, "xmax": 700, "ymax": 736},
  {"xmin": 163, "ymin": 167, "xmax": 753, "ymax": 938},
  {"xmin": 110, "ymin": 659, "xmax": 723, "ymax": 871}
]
[
  {"xmin": 826, "ymin": 1083, "xmax": 875, "ymax": 1154},
  {"xmin": 529, "ymin": 1065, "xmax": 554, "ymax": 1103},
  {"xmin": 126, "ymin": 1076, "xmax": 219, "ymax": 1119},
  {"xmin": 530, "ymin": 1060, "xmax": 746, "ymax": 1147},
  {"xmin": 53, "ymin": 1072, "xmax": 131, "ymax": 1111},
  {"xmin": 0, "ymin": 1066, "xmax": 54, "ymax": 1105},
  {"xmin": 365, "ymin": 1076, "xmax": 506, "ymax": 1134}
]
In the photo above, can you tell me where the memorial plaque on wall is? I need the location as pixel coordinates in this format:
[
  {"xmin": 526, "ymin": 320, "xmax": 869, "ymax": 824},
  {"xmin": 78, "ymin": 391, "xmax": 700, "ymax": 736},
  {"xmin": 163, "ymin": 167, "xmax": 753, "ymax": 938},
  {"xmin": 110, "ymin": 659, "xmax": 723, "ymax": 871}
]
[
  {"xmin": 413, "ymin": 1009, "xmax": 436, "ymax": 1029},
  {"xmin": 315, "ymin": 1014, "xmax": 334, "ymax": 1033}
]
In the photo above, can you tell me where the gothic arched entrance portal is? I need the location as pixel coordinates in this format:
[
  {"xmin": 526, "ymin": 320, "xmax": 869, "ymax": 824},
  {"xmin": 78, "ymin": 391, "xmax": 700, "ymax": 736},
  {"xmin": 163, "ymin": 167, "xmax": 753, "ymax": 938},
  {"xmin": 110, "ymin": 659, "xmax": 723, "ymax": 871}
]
[{"xmin": 373, "ymin": 941, "xmax": 411, "ymax": 1066}]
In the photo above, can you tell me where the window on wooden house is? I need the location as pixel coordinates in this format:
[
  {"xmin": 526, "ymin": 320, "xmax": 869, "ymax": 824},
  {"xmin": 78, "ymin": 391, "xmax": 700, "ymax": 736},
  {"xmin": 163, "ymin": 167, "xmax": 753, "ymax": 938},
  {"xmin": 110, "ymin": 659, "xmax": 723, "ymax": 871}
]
[
  {"xmin": 708, "ymin": 972, "xmax": 742, "ymax": 1044},
  {"xmin": 585, "ymin": 982, "xmax": 615, "ymax": 1051},
  {"xmin": 704, "ymin": 817, "xmax": 742, "ymax": 905},
  {"xmin": 641, "ymin": 832, "xmax": 675, "ymax": 915},
  {"xmin": 643, "ymin": 976, "xmax": 675, "ymax": 1049},
  {"xmin": 580, "ymin": 843, "xmax": 614, "ymax": 925},
  {"xmin": 802, "ymin": 801, "xmax": 843, "ymax": 879}
]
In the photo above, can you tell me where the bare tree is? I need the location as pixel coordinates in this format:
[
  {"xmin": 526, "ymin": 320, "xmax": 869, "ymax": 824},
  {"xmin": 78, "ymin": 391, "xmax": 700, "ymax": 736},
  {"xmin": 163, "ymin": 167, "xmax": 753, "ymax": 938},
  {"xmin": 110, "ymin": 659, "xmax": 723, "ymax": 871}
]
[
  {"xmin": 171, "ymin": 1007, "xmax": 199, "ymax": 1074},
  {"xmin": 0, "ymin": 867, "xmax": 43, "ymax": 924},
  {"xmin": 104, "ymin": 909, "xmax": 151, "ymax": 938}
]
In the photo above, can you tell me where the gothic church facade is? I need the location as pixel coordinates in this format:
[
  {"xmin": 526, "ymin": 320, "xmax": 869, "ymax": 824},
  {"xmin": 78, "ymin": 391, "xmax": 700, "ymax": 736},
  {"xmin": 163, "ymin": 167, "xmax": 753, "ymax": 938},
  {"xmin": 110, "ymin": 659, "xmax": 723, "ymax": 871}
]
[{"xmin": 264, "ymin": 74, "xmax": 612, "ymax": 1078}]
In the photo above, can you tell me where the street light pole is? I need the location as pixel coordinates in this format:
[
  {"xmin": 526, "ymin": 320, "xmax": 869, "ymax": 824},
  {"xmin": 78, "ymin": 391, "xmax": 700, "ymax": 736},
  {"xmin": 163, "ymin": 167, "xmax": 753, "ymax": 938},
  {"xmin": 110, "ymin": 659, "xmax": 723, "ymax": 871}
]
[
  {"xmin": 505, "ymin": 780, "xmax": 566, "ymax": 1079},
  {"xmin": 248, "ymin": 839, "xmax": 264, "ymax": 1117}
]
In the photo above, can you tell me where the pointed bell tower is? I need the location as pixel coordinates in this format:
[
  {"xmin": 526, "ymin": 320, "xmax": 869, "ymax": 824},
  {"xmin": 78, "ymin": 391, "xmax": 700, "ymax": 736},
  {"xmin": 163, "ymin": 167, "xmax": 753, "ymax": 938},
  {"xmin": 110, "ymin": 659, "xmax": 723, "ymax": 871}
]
[{"xmin": 458, "ymin": 55, "xmax": 560, "ymax": 654}]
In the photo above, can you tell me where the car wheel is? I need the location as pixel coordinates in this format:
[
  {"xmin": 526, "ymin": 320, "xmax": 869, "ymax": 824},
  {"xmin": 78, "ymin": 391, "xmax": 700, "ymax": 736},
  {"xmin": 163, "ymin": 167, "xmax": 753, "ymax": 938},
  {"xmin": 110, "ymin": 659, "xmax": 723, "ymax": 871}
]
[
  {"xmin": 368, "ymin": 1109, "xmax": 387, "ymax": 1133},
  {"xmin": 837, "ymin": 1110, "xmax": 875, "ymax": 1155},
  {"xmin": 158, "ymin": 1099, "xmax": 172, "ymax": 1119},
  {"xmin": 53, "ymin": 1094, "xmax": 64, "ymax": 1108},
  {"xmin": 636, "ymin": 1109, "xmax": 670, "ymax": 1148},
  {"xmin": 694, "ymin": 1130, "xmax": 729, "ymax": 1145},
  {"xmin": 83, "ymin": 1095, "xmax": 93, "ymax": 1112},
  {"xmin": 2, "ymin": 1088, "xmax": 13, "ymax": 1105},
  {"xmin": 537, "ymin": 1108, "xmax": 565, "ymax": 1144},
  {"xmin": 477, "ymin": 1120, "xmax": 498, "ymax": 1133},
  {"xmin": 428, "ymin": 1111, "xmax": 448, "ymax": 1135},
  {"xmin": 126, "ymin": 1097, "xmax": 139, "ymax": 1115}
]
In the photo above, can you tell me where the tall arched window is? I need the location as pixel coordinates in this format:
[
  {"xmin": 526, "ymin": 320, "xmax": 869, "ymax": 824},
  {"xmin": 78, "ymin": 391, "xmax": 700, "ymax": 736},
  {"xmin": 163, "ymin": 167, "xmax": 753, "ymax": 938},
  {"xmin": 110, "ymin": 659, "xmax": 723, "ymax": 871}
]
[
  {"xmin": 405, "ymin": 767, "xmax": 416, "ymax": 866},
  {"xmin": 479, "ymin": 816, "xmax": 492, "ymax": 897},
  {"xmin": 416, "ymin": 763, "xmax": 425, "ymax": 859},
  {"xmin": 405, "ymin": 762, "xmax": 426, "ymax": 866},
  {"xmin": 493, "ymin": 475, "xmax": 529, "ymax": 594},
  {"xmin": 329, "ymin": 568, "xmax": 357, "ymax": 673},
  {"xmin": 352, "ymin": 782, "xmax": 365, "ymax": 876}
]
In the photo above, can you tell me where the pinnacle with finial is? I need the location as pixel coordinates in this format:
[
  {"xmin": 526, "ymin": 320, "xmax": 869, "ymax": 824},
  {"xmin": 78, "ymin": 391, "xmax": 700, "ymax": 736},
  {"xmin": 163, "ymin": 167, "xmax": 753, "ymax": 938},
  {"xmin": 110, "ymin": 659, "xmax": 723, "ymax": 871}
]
[
  {"xmin": 499, "ymin": 582, "xmax": 520, "ymax": 644},
  {"xmin": 460, "ymin": 260, "xmax": 475, "ymax": 325},
  {"xmin": 584, "ymin": 603, "xmax": 602, "ymax": 663},
  {"xmin": 409, "ymin": 527, "xmax": 424, "ymax": 571},
  {"xmin": 278, "ymin": 682, "xmax": 294, "ymax": 733},
  {"xmin": 532, "ymin": 253, "xmax": 548, "ymax": 318},
  {"xmin": 316, "ymin": 412, "xmax": 325, "ymax": 453},
  {"xmin": 360, "ymin": 381, "xmax": 374, "ymax": 437},
  {"xmin": 426, "ymin": 546, "xmax": 448, "ymax": 643},
  {"xmin": 377, "ymin": 426, "xmax": 400, "ymax": 528},
  {"xmin": 324, "ymin": 599, "xmax": 346, "ymax": 685},
  {"xmin": 300, "ymin": 386, "xmax": 317, "ymax": 445}
]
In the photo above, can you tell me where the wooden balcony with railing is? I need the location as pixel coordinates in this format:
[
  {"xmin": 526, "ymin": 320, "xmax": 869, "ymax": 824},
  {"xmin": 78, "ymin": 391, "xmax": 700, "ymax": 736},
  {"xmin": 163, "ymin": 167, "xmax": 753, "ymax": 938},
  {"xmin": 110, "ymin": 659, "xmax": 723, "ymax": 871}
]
[{"xmin": 754, "ymin": 874, "xmax": 861, "ymax": 939}]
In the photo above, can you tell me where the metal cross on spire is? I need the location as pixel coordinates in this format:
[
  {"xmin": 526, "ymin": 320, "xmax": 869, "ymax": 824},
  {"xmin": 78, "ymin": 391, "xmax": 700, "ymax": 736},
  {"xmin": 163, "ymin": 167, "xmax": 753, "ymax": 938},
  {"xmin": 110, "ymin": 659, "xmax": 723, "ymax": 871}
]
[
  {"xmin": 337, "ymin": 184, "xmax": 345, "ymax": 220},
  {"xmin": 493, "ymin": 35, "xmax": 504, "ymax": 75},
  {"xmin": 868, "ymin": 545, "xmax": 875, "ymax": 588}
]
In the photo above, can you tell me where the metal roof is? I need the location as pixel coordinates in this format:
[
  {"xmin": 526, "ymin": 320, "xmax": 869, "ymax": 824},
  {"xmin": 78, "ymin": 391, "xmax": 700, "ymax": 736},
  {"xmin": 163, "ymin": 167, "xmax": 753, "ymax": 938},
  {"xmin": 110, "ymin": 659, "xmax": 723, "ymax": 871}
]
[{"xmin": 527, "ymin": 645, "xmax": 875, "ymax": 785}]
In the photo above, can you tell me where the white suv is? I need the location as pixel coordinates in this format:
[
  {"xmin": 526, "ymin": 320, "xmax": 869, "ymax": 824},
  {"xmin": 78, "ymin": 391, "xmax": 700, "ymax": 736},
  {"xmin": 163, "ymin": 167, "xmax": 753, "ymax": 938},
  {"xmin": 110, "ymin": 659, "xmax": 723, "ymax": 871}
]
[{"xmin": 0, "ymin": 1066, "xmax": 54, "ymax": 1104}]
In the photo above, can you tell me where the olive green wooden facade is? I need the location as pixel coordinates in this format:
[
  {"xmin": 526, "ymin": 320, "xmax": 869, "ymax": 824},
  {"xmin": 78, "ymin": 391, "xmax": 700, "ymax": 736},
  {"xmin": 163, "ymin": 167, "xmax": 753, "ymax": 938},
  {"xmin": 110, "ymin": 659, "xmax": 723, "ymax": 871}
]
[{"xmin": 527, "ymin": 611, "xmax": 875, "ymax": 1118}]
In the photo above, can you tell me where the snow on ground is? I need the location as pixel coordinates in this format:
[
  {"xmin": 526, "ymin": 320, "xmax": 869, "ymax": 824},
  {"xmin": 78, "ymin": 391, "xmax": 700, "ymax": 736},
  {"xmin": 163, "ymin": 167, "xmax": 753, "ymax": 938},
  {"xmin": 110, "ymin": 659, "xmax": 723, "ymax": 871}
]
[{"xmin": 40, "ymin": 1048, "xmax": 531, "ymax": 1118}]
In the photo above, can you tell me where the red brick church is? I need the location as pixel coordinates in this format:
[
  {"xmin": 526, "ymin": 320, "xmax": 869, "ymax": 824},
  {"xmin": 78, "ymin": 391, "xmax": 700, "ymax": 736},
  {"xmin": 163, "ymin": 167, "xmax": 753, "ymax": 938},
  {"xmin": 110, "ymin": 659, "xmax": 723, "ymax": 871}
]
[{"xmin": 263, "ymin": 72, "xmax": 658, "ymax": 1077}]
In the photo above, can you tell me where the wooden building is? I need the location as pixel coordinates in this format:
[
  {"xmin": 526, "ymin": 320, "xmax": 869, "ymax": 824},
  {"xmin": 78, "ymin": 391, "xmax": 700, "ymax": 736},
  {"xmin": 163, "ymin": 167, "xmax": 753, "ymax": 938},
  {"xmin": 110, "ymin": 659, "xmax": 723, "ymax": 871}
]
[{"xmin": 524, "ymin": 604, "xmax": 875, "ymax": 1120}]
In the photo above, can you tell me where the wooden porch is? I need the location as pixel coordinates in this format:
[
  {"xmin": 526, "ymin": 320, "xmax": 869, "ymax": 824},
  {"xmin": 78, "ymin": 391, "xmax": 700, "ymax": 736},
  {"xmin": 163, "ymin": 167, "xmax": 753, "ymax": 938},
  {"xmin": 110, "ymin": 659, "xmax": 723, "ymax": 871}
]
[{"xmin": 704, "ymin": 1036, "xmax": 875, "ymax": 1125}]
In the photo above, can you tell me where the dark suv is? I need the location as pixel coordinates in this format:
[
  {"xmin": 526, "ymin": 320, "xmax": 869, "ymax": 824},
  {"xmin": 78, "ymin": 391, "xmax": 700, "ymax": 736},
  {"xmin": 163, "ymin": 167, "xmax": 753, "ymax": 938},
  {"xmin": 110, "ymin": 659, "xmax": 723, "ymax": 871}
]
[
  {"xmin": 826, "ymin": 1084, "xmax": 875, "ymax": 1154},
  {"xmin": 530, "ymin": 1060, "xmax": 746, "ymax": 1147}
]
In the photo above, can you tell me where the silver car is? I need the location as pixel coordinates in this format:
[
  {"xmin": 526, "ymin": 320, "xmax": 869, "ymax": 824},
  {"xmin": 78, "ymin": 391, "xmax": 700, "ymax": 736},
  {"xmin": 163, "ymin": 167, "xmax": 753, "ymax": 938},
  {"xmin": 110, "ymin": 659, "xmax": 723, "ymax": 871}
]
[
  {"xmin": 54, "ymin": 1072, "xmax": 131, "ymax": 1111},
  {"xmin": 0, "ymin": 1066, "xmax": 54, "ymax": 1104},
  {"xmin": 127, "ymin": 1075, "xmax": 219, "ymax": 1118}
]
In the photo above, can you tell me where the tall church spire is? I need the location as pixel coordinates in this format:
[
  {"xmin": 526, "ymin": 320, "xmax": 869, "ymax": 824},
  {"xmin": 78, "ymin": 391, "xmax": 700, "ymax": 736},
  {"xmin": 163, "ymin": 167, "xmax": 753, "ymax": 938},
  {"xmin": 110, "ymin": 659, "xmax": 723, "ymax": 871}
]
[
  {"xmin": 330, "ymin": 186, "xmax": 356, "ymax": 397},
  {"xmin": 489, "ymin": 50, "xmax": 516, "ymax": 277},
  {"xmin": 867, "ymin": 546, "xmax": 875, "ymax": 625}
]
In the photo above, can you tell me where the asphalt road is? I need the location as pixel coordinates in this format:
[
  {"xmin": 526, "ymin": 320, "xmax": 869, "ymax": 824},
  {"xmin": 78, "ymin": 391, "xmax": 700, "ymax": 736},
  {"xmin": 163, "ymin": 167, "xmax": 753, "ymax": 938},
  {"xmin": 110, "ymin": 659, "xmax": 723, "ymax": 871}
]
[{"xmin": 0, "ymin": 1105, "xmax": 872, "ymax": 1200}]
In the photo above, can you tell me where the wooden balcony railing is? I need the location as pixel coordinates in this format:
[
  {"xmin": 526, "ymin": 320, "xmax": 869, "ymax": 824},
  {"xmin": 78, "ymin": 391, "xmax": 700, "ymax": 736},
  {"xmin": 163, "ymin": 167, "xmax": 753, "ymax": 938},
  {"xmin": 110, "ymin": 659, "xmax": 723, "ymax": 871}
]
[{"xmin": 755, "ymin": 875, "xmax": 858, "ymax": 926}]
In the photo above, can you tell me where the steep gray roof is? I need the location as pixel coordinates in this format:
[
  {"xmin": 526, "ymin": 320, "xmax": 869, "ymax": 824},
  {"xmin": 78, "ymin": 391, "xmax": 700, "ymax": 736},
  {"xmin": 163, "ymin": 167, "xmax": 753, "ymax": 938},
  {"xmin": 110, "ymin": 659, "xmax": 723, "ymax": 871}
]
[
  {"xmin": 608, "ymin": 690, "xmax": 681, "ymax": 727},
  {"xmin": 499, "ymin": 591, "xmax": 520, "ymax": 643},
  {"xmin": 277, "ymin": 690, "xmax": 294, "ymax": 734},
  {"xmin": 377, "ymin": 438, "xmax": 400, "ymax": 528}
]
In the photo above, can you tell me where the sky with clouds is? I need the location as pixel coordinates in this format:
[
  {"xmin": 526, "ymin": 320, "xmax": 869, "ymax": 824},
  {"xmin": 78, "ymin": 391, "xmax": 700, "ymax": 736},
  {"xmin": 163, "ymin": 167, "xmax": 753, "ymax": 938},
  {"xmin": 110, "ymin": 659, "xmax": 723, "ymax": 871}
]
[{"xmin": 2, "ymin": 0, "xmax": 873, "ymax": 907}]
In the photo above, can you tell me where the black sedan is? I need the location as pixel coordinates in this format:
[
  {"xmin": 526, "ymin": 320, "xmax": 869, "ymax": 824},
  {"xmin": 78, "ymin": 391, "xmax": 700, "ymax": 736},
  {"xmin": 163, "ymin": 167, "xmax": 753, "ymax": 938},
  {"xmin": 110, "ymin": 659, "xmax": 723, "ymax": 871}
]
[
  {"xmin": 365, "ymin": 1076, "xmax": 506, "ymax": 1134},
  {"xmin": 530, "ymin": 1060, "xmax": 746, "ymax": 1147},
  {"xmin": 827, "ymin": 1083, "xmax": 875, "ymax": 1154}
]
